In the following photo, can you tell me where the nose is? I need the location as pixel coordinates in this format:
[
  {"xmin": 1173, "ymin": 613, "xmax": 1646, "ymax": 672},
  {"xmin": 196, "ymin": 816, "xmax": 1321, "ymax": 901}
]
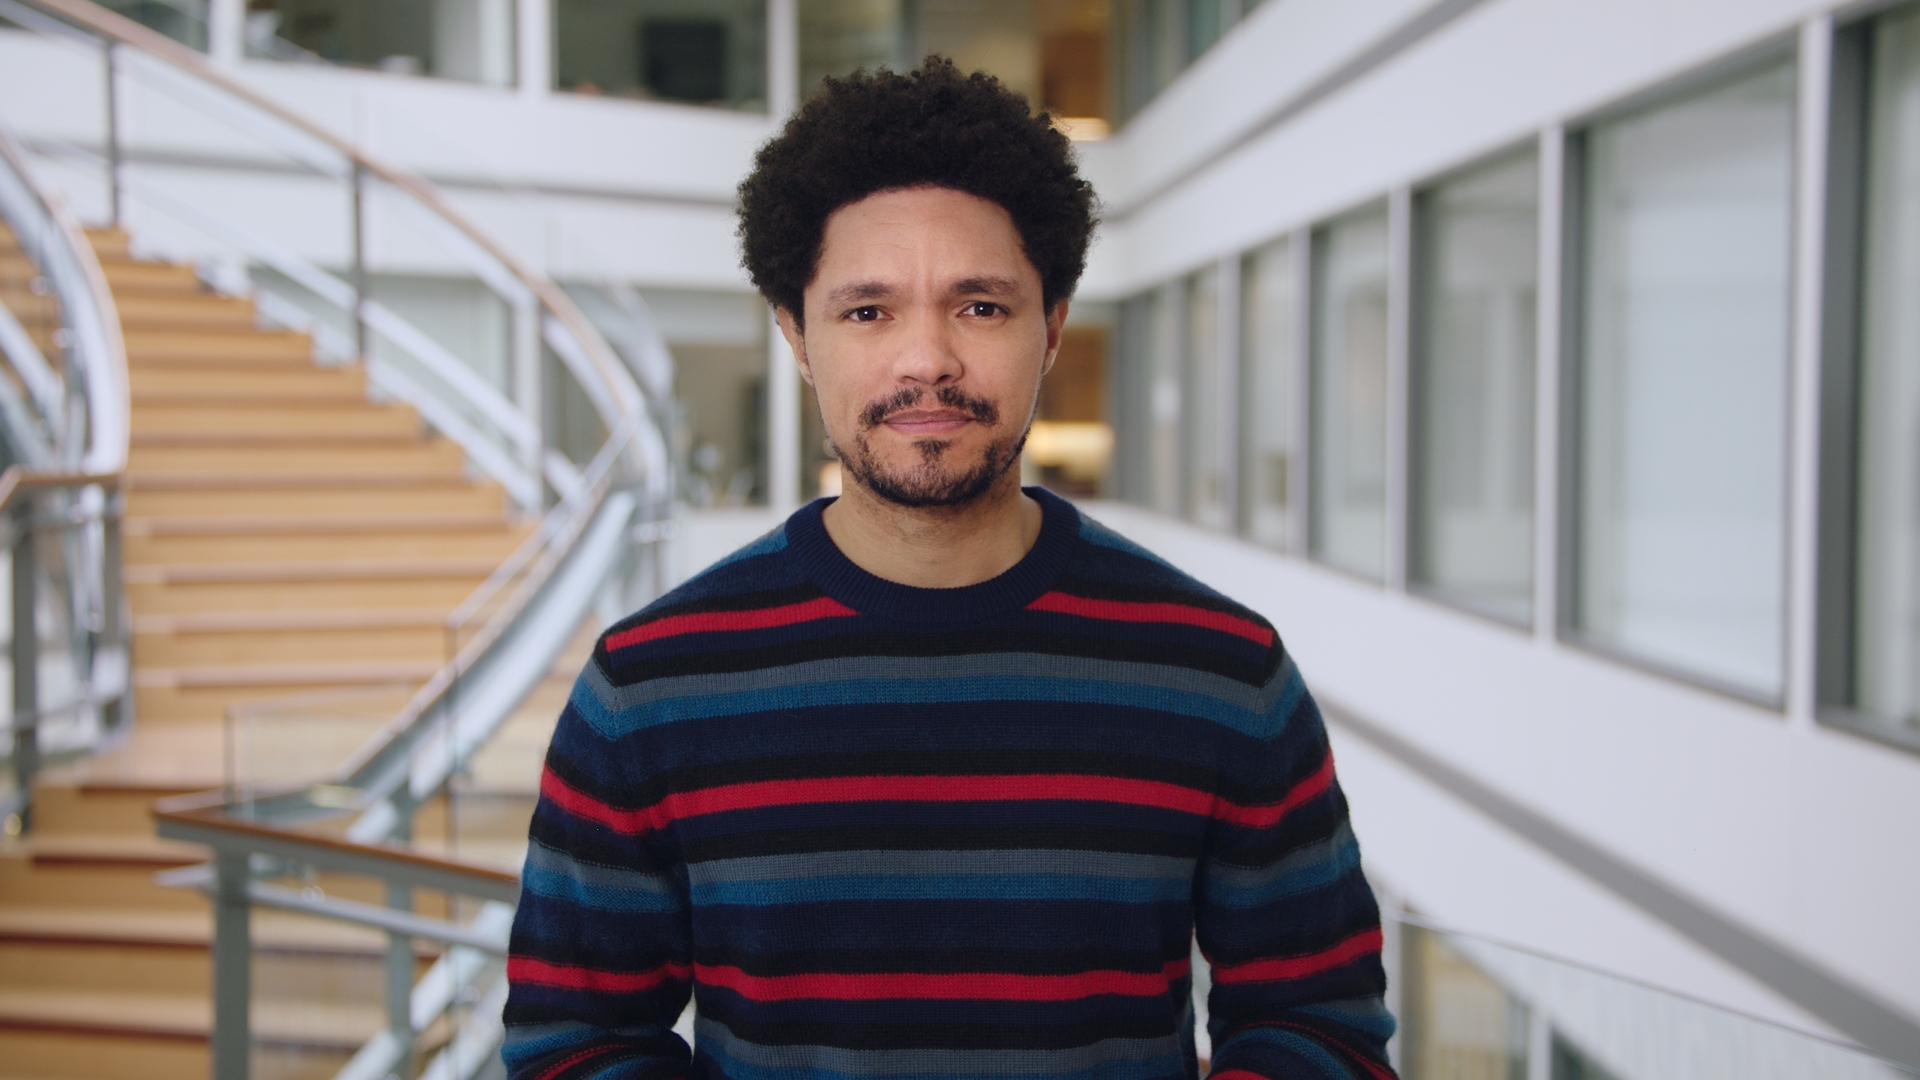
[{"xmin": 891, "ymin": 307, "xmax": 964, "ymax": 387}]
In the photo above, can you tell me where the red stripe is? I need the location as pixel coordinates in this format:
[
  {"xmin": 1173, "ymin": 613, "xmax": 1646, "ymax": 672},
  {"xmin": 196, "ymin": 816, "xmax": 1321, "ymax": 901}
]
[
  {"xmin": 540, "ymin": 767, "xmax": 672, "ymax": 834},
  {"xmin": 697, "ymin": 957, "xmax": 1190, "ymax": 1002},
  {"xmin": 508, "ymin": 956, "xmax": 691, "ymax": 994},
  {"xmin": 606, "ymin": 596, "xmax": 858, "ymax": 650},
  {"xmin": 533, "ymin": 1044, "xmax": 632, "ymax": 1080},
  {"xmin": 1206, "ymin": 1071, "xmax": 1265, "ymax": 1080},
  {"xmin": 1211, "ymin": 927, "xmax": 1382, "ymax": 985},
  {"xmin": 1026, "ymin": 592, "xmax": 1274, "ymax": 646},
  {"xmin": 542, "ymin": 764, "xmax": 1334, "ymax": 836},
  {"xmin": 1239, "ymin": 751, "xmax": 1336, "ymax": 829}
]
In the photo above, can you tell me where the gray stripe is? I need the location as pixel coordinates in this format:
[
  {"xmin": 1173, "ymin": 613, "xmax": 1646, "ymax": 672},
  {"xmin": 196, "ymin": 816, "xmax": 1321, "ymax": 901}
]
[
  {"xmin": 583, "ymin": 650, "xmax": 1291, "ymax": 716},
  {"xmin": 1205, "ymin": 820, "xmax": 1355, "ymax": 889},
  {"xmin": 690, "ymin": 849, "xmax": 1196, "ymax": 885},
  {"xmin": 1107, "ymin": 0, "xmax": 1499, "ymax": 222},
  {"xmin": 1323, "ymin": 702, "xmax": 1920, "ymax": 1069},
  {"xmin": 526, "ymin": 839, "xmax": 679, "ymax": 897},
  {"xmin": 694, "ymin": 1016, "xmax": 1181, "ymax": 1075}
]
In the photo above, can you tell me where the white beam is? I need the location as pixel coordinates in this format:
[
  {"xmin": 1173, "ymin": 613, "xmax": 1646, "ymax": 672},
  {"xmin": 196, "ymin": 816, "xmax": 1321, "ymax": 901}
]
[{"xmin": 1785, "ymin": 16, "xmax": 1833, "ymax": 731}]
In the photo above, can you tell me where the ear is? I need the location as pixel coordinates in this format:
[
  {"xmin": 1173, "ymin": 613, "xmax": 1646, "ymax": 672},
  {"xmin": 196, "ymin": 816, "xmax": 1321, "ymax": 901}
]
[
  {"xmin": 1040, "ymin": 300, "xmax": 1070, "ymax": 378},
  {"xmin": 775, "ymin": 307, "xmax": 814, "ymax": 386}
]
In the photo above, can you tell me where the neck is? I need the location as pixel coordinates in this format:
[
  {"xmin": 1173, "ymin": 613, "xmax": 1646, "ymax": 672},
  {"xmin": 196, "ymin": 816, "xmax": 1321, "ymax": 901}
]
[{"xmin": 819, "ymin": 468, "xmax": 1043, "ymax": 589}]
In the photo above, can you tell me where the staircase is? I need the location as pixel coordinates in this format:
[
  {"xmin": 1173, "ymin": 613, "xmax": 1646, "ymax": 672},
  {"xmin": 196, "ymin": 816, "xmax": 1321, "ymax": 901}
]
[{"xmin": 0, "ymin": 229, "xmax": 567, "ymax": 1079}]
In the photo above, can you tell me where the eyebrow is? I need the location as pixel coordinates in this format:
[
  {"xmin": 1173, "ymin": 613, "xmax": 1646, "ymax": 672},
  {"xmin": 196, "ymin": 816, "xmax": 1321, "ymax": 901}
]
[
  {"xmin": 825, "ymin": 281, "xmax": 895, "ymax": 307},
  {"xmin": 949, "ymin": 276, "xmax": 1022, "ymax": 299}
]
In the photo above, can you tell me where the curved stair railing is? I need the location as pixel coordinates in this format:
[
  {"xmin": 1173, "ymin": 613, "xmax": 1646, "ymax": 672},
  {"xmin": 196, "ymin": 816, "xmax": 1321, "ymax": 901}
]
[
  {"xmin": 0, "ymin": 118, "xmax": 130, "ymax": 826},
  {"xmin": 1, "ymin": 1, "xmax": 683, "ymax": 1076},
  {"xmin": 0, "ymin": 0, "xmax": 672, "ymax": 514}
]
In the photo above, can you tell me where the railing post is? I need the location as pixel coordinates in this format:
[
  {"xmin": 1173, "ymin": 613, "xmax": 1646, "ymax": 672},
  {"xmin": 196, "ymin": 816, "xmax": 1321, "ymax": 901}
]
[
  {"xmin": 351, "ymin": 162, "xmax": 369, "ymax": 360},
  {"xmin": 210, "ymin": 848, "xmax": 253, "ymax": 1080},
  {"xmin": 385, "ymin": 784, "xmax": 416, "ymax": 1077},
  {"xmin": 103, "ymin": 42, "xmax": 122, "ymax": 230},
  {"xmin": 10, "ymin": 497, "xmax": 37, "ymax": 832},
  {"xmin": 99, "ymin": 483, "xmax": 127, "ymax": 737}
]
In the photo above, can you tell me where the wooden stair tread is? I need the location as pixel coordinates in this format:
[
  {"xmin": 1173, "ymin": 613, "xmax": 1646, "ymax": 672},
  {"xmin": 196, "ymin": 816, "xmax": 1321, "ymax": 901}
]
[
  {"xmin": 133, "ymin": 660, "xmax": 444, "ymax": 689},
  {"xmin": 0, "ymin": 987, "xmax": 379, "ymax": 1045},
  {"xmin": 17, "ymin": 835, "xmax": 205, "ymax": 868},
  {"xmin": 124, "ymin": 558, "xmax": 503, "ymax": 585},
  {"xmin": 131, "ymin": 431, "xmax": 432, "ymax": 448},
  {"xmin": 125, "ymin": 514, "xmax": 511, "ymax": 537},
  {"xmin": 126, "ymin": 473, "xmax": 487, "ymax": 491},
  {"xmin": 0, "ymin": 906, "xmax": 400, "ymax": 953},
  {"xmin": 132, "ymin": 609, "xmax": 453, "ymax": 635}
]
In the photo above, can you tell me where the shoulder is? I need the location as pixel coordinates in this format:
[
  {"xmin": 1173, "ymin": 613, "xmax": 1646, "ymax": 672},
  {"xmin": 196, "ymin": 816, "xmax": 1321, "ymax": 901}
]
[
  {"xmin": 1068, "ymin": 510, "xmax": 1275, "ymax": 632},
  {"xmin": 591, "ymin": 519, "xmax": 815, "ymax": 675}
]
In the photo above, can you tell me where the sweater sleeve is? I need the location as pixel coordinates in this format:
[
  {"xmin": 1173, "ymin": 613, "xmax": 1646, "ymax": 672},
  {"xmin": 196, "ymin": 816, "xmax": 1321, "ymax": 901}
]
[
  {"xmin": 1197, "ymin": 653, "xmax": 1399, "ymax": 1080},
  {"xmin": 501, "ymin": 665, "xmax": 695, "ymax": 1080}
]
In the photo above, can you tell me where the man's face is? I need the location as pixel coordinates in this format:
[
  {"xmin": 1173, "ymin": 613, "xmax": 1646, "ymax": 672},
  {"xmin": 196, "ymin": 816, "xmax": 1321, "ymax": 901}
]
[{"xmin": 782, "ymin": 186, "xmax": 1064, "ymax": 508}]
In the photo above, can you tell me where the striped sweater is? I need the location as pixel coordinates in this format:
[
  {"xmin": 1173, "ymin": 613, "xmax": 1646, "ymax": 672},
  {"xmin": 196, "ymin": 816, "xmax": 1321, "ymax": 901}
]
[{"xmin": 503, "ymin": 488, "xmax": 1397, "ymax": 1080}]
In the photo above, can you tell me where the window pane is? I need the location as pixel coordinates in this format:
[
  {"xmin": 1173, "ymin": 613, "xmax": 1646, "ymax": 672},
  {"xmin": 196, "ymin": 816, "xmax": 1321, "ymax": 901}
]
[
  {"xmin": 1184, "ymin": 266, "xmax": 1227, "ymax": 528},
  {"xmin": 1575, "ymin": 62, "xmax": 1794, "ymax": 698},
  {"xmin": 1310, "ymin": 205, "xmax": 1391, "ymax": 580},
  {"xmin": 1240, "ymin": 237, "xmax": 1296, "ymax": 550},
  {"xmin": 1411, "ymin": 152, "xmax": 1538, "ymax": 623},
  {"xmin": 263, "ymin": 0, "xmax": 517, "ymax": 84},
  {"xmin": 1116, "ymin": 286, "xmax": 1182, "ymax": 514},
  {"xmin": 556, "ymin": 0, "xmax": 767, "ymax": 111},
  {"xmin": 1853, "ymin": 7, "xmax": 1920, "ymax": 735},
  {"xmin": 799, "ymin": 0, "xmax": 907, "ymax": 95}
]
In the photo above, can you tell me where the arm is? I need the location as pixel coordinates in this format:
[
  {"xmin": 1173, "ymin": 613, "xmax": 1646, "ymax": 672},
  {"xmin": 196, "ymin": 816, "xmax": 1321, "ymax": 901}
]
[
  {"xmin": 1198, "ymin": 654, "xmax": 1398, "ymax": 1080},
  {"xmin": 502, "ymin": 668, "xmax": 694, "ymax": 1080}
]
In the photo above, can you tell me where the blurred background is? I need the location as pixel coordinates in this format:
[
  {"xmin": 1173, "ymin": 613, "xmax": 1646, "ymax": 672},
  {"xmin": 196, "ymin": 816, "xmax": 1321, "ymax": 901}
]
[{"xmin": 0, "ymin": 1, "xmax": 1918, "ymax": 1079}]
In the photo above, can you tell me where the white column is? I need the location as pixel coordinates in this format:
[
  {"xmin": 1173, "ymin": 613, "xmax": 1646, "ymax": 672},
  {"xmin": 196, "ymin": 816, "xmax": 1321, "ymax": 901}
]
[
  {"xmin": 517, "ymin": 0, "xmax": 551, "ymax": 98},
  {"xmin": 207, "ymin": 0, "xmax": 243, "ymax": 65},
  {"xmin": 1384, "ymin": 185, "xmax": 1413, "ymax": 592},
  {"xmin": 768, "ymin": 312, "xmax": 801, "ymax": 511},
  {"xmin": 767, "ymin": 0, "xmax": 799, "ymax": 120},
  {"xmin": 1287, "ymin": 227, "xmax": 1313, "ymax": 556},
  {"xmin": 1215, "ymin": 253, "xmax": 1242, "ymax": 534},
  {"xmin": 1785, "ymin": 16, "xmax": 1834, "ymax": 730},
  {"xmin": 434, "ymin": 0, "xmax": 515, "ymax": 87},
  {"xmin": 1533, "ymin": 125, "xmax": 1566, "ymax": 644},
  {"xmin": 512, "ymin": 294, "xmax": 544, "ymax": 513}
]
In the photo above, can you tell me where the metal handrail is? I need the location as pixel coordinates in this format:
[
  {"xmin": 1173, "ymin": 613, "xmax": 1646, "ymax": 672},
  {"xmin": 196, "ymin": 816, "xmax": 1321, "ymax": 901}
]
[
  {"xmin": 18, "ymin": 0, "xmax": 637, "ymax": 445},
  {"xmin": 0, "ymin": 120, "xmax": 128, "ymax": 474},
  {"xmin": 0, "ymin": 466, "xmax": 128, "ymax": 827}
]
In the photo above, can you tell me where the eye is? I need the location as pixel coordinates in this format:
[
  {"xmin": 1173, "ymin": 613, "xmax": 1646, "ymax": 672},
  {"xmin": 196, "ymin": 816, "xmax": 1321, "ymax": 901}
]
[
  {"xmin": 964, "ymin": 302, "xmax": 1003, "ymax": 318},
  {"xmin": 847, "ymin": 306, "xmax": 883, "ymax": 322}
]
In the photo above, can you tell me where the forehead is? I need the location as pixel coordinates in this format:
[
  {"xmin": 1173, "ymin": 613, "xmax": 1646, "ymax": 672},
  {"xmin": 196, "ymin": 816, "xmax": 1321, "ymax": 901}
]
[{"xmin": 812, "ymin": 187, "xmax": 1035, "ymax": 288}]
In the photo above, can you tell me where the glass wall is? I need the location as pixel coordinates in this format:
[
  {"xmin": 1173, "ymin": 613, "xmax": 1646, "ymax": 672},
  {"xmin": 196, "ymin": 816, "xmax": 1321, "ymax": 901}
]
[
  {"xmin": 1114, "ymin": 0, "xmax": 1249, "ymax": 121},
  {"xmin": 1310, "ymin": 204, "xmax": 1391, "ymax": 580},
  {"xmin": 1239, "ymin": 236, "xmax": 1296, "ymax": 550},
  {"xmin": 555, "ymin": 0, "xmax": 767, "ymax": 109},
  {"xmin": 1115, "ymin": 287, "xmax": 1181, "ymax": 514},
  {"xmin": 1410, "ymin": 151, "xmax": 1539, "ymax": 624},
  {"xmin": 247, "ymin": 0, "xmax": 514, "ymax": 83},
  {"xmin": 1183, "ymin": 265, "xmax": 1227, "ymax": 528},
  {"xmin": 795, "ymin": 2, "xmax": 1111, "ymax": 134},
  {"xmin": 1846, "ymin": 5, "xmax": 1920, "ymax": 742},
  {"xmin": 1572, "ymin": 60, "xmax": 1795, "ymax": 699}
]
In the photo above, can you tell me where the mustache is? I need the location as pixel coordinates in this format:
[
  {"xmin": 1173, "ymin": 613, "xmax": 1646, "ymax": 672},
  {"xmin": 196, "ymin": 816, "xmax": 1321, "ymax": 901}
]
[{"xmin": 858, "ymin": 385, "xmax": 1001, "ymax": 430}]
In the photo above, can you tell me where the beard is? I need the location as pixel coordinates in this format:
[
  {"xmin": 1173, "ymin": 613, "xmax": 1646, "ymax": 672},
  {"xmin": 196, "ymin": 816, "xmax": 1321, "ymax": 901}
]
[{"xmin": 834, "ymin": 384, "xmax": 1030, "ymax": 508}]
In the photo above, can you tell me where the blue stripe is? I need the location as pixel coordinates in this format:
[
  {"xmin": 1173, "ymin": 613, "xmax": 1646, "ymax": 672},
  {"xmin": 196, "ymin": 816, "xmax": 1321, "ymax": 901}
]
[
  {"xmin": 1219, "ymin": 1026, "xmax": 1356, "ymax": 1077},
  {"xmin": 573, "ymin": 675, "xmax": 1281, "ymax": 739},
  {"xmin": 693, "ymin": 872, "xmax": 1194, "ymax": 906},
  {"xmin": 522, "ymin": 862, "xmax": 686, "ymax": 913},
  {"xmin": 1205, "ymin": 838, "xmax": 1362, "ymax": 909},
  {"xmin": 695, "ymin": 1034, "xmax": 1187, "ymax": 1080}
]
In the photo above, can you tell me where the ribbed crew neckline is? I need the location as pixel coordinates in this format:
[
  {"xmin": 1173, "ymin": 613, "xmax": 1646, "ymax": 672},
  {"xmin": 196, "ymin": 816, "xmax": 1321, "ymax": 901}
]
[{"xmin": 782, "ymin": 486, "xmax": 1081, "ymax": 625}]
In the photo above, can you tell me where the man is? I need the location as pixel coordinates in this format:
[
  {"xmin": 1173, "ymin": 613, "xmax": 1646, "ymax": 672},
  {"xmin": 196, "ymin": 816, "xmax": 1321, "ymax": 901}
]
[{"xmin": 503, "ymin": 59, "xmax": 1397, "ymax": 1080}]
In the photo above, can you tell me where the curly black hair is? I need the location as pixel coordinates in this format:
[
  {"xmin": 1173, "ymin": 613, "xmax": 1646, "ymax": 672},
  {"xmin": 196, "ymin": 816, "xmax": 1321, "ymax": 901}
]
[{"xmin": 737, "ymin": 57, "xmax": 1098, "ymax": 327}]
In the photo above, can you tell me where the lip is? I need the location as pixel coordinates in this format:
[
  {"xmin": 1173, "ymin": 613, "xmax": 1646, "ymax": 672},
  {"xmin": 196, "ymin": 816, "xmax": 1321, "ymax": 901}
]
[{"xmin": 880, "ymin": 410, "xmax": 975, "ymax": 436}]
